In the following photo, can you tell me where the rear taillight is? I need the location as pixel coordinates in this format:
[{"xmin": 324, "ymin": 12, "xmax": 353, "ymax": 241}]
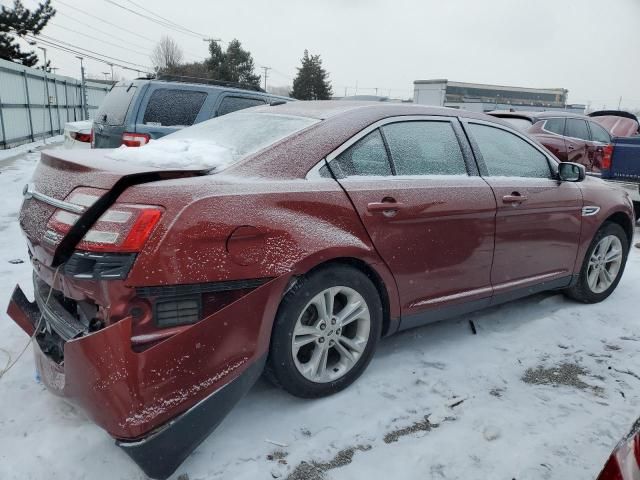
[
  {"xmin": 78, "ymin": 205, "xmax": 163, "ymax": 252},
  {"xmin": 121, "ymin": 132, "xmax": 150, "ymax": 147},
  {"xmin": 70, "ymin": 131, "xmax": 92, "ymax": 143},
  {"xmin": 602, "ymin": 144, "xmax": 614, "ymax": 170},
  {"xmin": 44, "ymin": 187, "xmax": 163, "ymax": 253}
]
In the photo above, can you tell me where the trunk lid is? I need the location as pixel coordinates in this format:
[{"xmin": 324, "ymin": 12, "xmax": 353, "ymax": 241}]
[{"xmin": 21, "ymin": 149, "xmax": 205, "ymax": 266}]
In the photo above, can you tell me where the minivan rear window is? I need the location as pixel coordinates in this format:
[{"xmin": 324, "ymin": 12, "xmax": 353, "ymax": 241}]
[
  {"xmin": 143, "ymin": 89, "xmax": 208, "ymax": 127},
  {"xmin": 95, "ymin": 84, "xmax": 137, "ymax": 126}
]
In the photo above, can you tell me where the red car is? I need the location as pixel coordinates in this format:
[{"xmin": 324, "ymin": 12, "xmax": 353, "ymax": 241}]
[
  {"xmin": 489, "ymin": 111, "xmax": 615, "ymax": 173},
  {"xmin": 7, "ymin": 102, "xmax": 635, "ymax": 478}
]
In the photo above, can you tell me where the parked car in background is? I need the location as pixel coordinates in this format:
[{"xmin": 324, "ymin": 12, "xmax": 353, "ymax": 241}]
[
  {"xmin": 92, "ymin": 76, "xmax": 291, "ymax": 148},
  {"xmin": 588, "ymin": 110, "xmax": 640, "ymax": 186},
  {"xmin": 7, "ymin": 102, "xmax": 634, "ymax": 479},
  {"xmin": 489, "ymin": 110, "xmax": 640, "ymax": 217},
  {"xmin": 63, "ymin": 120, "xmax": 92, "ymax": 149}
]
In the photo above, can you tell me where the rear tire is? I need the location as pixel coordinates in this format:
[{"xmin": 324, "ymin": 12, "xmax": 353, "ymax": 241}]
[
  {"xmin": 266, "ymin": 265, "xmax": 382, "ymax": 398},
  {"xmin": 565, "ymin": 222, "xmax": 629, "ymax": 303}
]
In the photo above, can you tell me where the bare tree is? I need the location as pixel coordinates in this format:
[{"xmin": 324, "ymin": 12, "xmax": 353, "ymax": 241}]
[{"xmin": 151, "ymin": 35, "xmax": 184, "ymax": 72}]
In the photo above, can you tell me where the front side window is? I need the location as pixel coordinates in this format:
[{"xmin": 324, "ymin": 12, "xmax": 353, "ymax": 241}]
[
  {"xmin": 469, "ymin": 123, "xmax": 552, "ymax": 178},
  {"xmin": 217, "ymin": 96, "xmax": 266, "ymax": 116},
  {"xmin": 589, "ymin": 122, "xmax": 611, "ymax": 143},
  {"xmin": 543, "ymin": 118, "xmax": 566, "ymax": 135},
  {"xmin": 565, "ymin": 119, "xmax": 590, "ymax": 140},
  {"xmin": 143, "ymin": 89, "xmax": 207, "ymax": 127},
  {"xmin": 382, "ymin": 121, "xmax": 467, "ymax": 175},
  {"xmin": 330, "ymin": 130, "xmax": 392, "ymax": 177}
]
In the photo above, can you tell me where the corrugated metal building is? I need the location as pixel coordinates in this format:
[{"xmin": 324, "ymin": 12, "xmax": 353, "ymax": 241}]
[
  {"xmin": 0, "ymin": 58, "xmax": 111, "ymax": 149},
  {"xmin": 413, "ymin": 79, "xmax": 585, "ymax": 114}
]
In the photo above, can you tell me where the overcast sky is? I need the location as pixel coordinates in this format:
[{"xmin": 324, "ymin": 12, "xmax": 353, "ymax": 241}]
[{"xmin": 8, "ymin": 0, "xmax": 640, "ymax": 109}]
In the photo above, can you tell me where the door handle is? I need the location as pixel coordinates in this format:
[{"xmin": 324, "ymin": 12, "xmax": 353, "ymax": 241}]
[
  {"xmin": 567, "ymin": 145, "xmax": 576, "ymax": 151},
  {"xmin": 502, "ymin": 193, "xmax": 528, "ymax": 204},
  {"xmin": 367, "ymin": 201, "xmax": 406, "ymax": 213}
]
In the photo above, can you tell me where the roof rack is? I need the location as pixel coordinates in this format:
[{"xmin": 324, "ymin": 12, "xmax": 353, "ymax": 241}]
[{"xmin": 153, "ymin": 74, "xmax": 266, "ymax": 92}]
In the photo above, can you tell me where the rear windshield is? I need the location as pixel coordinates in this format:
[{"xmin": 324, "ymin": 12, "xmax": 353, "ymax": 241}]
[
  {"xmin": 499, "ymin": 117, "xmax": 533, "ymax": 131},
  {"xmin": 95, "ymin": 84, "xmax": 137, "ymax": 126},
  {"xmin": 108, "ymin": 112, "xmax": 319, "ymax": 171},
  {"xmin": 167, "ymin": 111, "xmax": 319, "ymax": 161}
]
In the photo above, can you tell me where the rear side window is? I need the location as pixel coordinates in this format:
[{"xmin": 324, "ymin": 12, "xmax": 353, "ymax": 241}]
[
  {"xmin": 543, "ymin": 118, "xmax": 566, "ymax": 135},
  {"xmin": 95, "ymin": 85, "xmax": 137, "ymax": 126},
  {"xmin": 469, "ymin": 123, "xmax": 551, "ymax": 178},
  {"xmin": 331, "ymin": 130, "xmax": 392, "ymax": 177},
  {"xmin": 589, "ymin": 122, "xmax": 611, "ymax": 143},
  {"xmin": 382, "ymin": 121, "xmax": 467, "ymax": 175},
  {"xmin": 217, "ymin": 96, "xmax": 266, "ymax": 116},
  {"xmin": 143, "ymin": 89, "xmax": 207, "ymax": 127},
  {"xmin": 565, "ymin": 119, "xmax": 590, "ymax": 140}
]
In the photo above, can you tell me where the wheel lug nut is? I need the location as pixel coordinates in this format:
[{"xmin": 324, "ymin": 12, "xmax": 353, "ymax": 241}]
[
  {"xmin": 320, "ymin": 324, "xmax": 326, "ymax": 330},
  {"xmin": 318, "ymin": 337, "xmax": 325, "ymax": 343},
  {"xmin": 331, "ymin": 318, "xmax": 336, "ymax": 325}
]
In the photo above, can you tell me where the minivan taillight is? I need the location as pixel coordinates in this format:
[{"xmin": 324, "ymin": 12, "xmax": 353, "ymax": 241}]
[
  {"xmin": 71, "ymin": 131, "xmax": 92, "ymax": 143},
  {"xmin": 602, "ymin": 144, "xmax": 614, "ymax": 170},
  {"xmin": 121, "ymin": 132, "xmax": 150, "ymax": 147}
]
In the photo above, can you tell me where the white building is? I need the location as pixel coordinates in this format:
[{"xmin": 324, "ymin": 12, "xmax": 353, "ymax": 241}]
[{"xmin": 413, "ymin": 79, "xmax": 585, "ymax": 114}]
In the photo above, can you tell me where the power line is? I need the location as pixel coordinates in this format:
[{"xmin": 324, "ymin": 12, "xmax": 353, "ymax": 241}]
[
  {"xmin": 120, "ymin": 0, "xmax": 206, "ymax": 38},
  {"xmin": 24, "ymin": 32, "xmax": 153, "ymax": 73},
  {"xmin": 103, "ymin": 0, "xmax": 205, "ymax": 39},
  {"xmin": 48, "ymin": 23, "xmax": 152, "ymax": 58},
  {"xmin": 53, "ymin": 8, "xmax": 156, "ymax": 45},
  {"xmin": 37, "ymin": 33, "xmax": 153, "ymax": 69},
  {"xmin": 55, "ymin": 0, "xmax": 159, "ymax": 44},
  {"xmin": 54, "ymin": 6, "xmax": 203, "ymax": 61}
]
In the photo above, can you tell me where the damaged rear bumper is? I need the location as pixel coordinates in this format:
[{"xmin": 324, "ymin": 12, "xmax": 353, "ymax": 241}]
[{"xmin": 6, "ymin": 274, "xmax": 287, "ymax": 479}]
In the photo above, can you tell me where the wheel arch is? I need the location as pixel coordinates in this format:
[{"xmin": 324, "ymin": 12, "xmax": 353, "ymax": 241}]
[
  {"xmin": 604, "ymin": 210, "xmax": 634, "ymax": 245},
  {"xmin": 303, "ymin": 257, "xmax": 396, "ymax": 337}
]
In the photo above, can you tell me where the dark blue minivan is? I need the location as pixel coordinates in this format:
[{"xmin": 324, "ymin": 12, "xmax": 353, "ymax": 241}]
[{"xmin": 92, "ymin": 78, "xmax": 291, "ymax": 148}]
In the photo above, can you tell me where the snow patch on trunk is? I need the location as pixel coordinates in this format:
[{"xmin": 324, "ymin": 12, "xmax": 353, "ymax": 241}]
[{"xmin": 107, "ymin": 139, "xmax": 235, "ymax": 170}]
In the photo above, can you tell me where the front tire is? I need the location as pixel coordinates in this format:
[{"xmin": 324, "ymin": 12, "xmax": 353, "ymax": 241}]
[
  {"xmin": 266, "ymin": 265, "xmax": 383, "ymax": 398},
  {"xmin": 565, "ymin": 222, "xmax": 629, "ymax": 303}
]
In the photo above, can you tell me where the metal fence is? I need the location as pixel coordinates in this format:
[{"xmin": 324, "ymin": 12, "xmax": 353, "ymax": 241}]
[{"xmin": 0, "ymin": 58, "xmax": 111, "ymax": 149}]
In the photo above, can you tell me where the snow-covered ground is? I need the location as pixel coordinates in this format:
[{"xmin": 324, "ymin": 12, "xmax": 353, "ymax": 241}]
[{"xmin": 1, "ymin": 144, "xmax": 640, "ymax": 480}]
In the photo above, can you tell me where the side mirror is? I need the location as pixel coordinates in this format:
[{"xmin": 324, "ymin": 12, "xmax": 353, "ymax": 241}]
[{"xmin": 558, "ymin": 162, "xmax": 586, "ymax": 182}]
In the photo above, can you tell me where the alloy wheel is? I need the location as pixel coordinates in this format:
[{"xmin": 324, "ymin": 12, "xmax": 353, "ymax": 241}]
[
  {"xmin": 587, "ymin": 234, "xmax": 623, "ymax": 294},
  {"xmin": 291, "ymin": 286, "xmax": 371, "ymax": 383}
]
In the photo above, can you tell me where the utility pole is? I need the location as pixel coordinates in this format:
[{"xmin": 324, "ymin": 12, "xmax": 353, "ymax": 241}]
[
  {"xmin": 261, "ymin": 66, "xmax": 271, "ymax": 91},
  {"xmin": 77, "ymin": 56, "xmax": 89, "ymax": 120},
  {"xmin": 38, "ymin": 46, "xmax": 53, "ymax": 143},
  {"xmin": 618, "ymin": 96, "xmax": 623, "ymax": 109}
]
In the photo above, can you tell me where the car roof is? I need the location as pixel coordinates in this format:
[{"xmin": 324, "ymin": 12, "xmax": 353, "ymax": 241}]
[
  {"xmin": 127, "ymin": 78, "xmax": 291, "ymax": 100},
  {"xmin": 490, "ymin": 110, "xmax": 592, "ymax": 121},
  {"xmin": 251, "ymin": 100, "xmax": 513, "ymax": 125}
]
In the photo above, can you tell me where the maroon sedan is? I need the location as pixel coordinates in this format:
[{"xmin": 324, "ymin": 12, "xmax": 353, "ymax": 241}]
[
  {"xmin": 489, "ymin": 111, "xmax": 615, "ymax": 173},
  {"xmin": 6, "ymin": 102, "xmax": 634, "ymax": 478}
]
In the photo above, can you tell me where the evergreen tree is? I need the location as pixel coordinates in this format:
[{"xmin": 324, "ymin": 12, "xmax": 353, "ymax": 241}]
[
  {"xmin": 291, "ymin": 50, "xmax": 333, "ymax": 100},
  {"xmin": 205, "ymin": 39, "xmax": 260, "ymax": 87},
  {"xmin": 0, "ymin": 0, "xmax": 55, "ymax": 67}
]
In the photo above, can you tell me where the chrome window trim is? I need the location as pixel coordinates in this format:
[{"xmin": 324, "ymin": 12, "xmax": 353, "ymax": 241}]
[
  {"xmin": 22, "ymin": 184, "xmax": 85, "ymax": 214},
  {"xmin": 326, "ymin": 115, "xmax": 456, "ymax": 162},
  {"xmin": 306, "ymin": 115, "xmax": 463, "ymax": 180},
  {"xmin": 463, "ymin": 118, "xmax": 560, "ymax": 178}
]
